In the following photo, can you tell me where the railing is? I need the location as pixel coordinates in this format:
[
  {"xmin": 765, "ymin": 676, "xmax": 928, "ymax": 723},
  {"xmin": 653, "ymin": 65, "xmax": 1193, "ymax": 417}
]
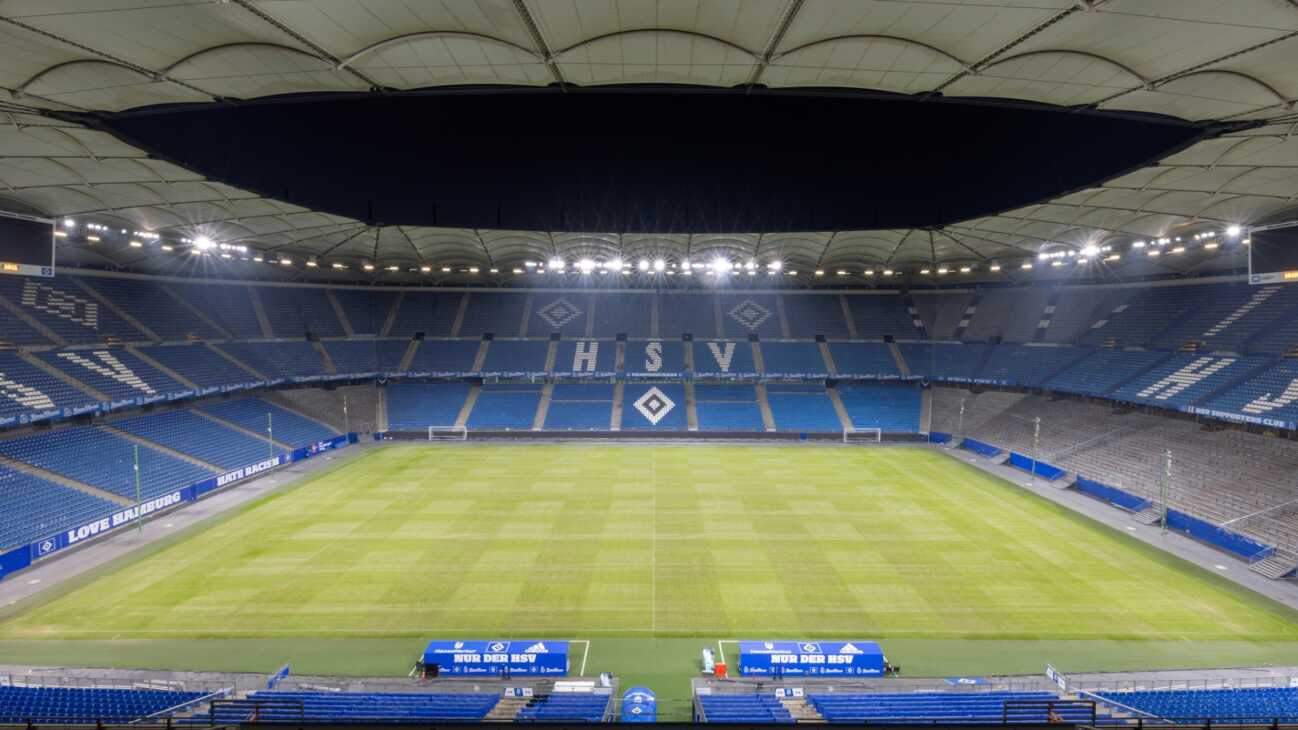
[
  {"xmin": 206, "ymin": 698, "xmax": 303, "ymax": 725},
  {"xmin": 1003, "ymin": 698, "xmax": 1097, "ymax": 725}
]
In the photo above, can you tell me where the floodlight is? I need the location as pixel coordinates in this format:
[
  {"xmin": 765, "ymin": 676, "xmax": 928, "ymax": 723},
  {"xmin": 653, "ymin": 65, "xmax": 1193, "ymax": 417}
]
[
  {"xmin": 712, "ymin": 257, "xmax": 730, "ymax": 272},
  {"xmin": 549, "ymin": 257, "xmax": 565, "ymax": 270},
  {"xmin": 637, "ymin": 258, "xmax": 650, "ymax": 271},
  {"xmin": 653, "ymin": 258, "xmax": 666, "ymax": 272},
  {"xmin": 989, "ymin": 264, "xmax": 1001, "ymax": 272},
  {"xmin": 1226, "ymin": 224, "xmax": 1242, "ymax": 237},
  {"xmin": 768, "ymin": 260, "xmax": 782, "ymax": 271},
  {"xmin": 1081, "ymin": 245, "xmax": 1099, "ymax": 257},
  {"xmin": 577, "ymin": 258, "xmax": 595, "ymax": 273},
  {"xmin": 194, "ymin": 235, "xmax": 215, "ymax": 250},
  {"xmin": 62, "ymin": 218, "xmax": 75, "ymax": 228}
]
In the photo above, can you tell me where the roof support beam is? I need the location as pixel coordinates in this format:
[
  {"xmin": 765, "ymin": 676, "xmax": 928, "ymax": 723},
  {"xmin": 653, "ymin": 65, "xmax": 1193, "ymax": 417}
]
[{"xmin": 746, "ymin": 0, "xmax": 805, "ymax": 90}]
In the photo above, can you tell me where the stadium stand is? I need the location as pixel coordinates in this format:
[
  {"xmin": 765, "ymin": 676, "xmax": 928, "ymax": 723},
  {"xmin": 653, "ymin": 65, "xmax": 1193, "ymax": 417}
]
[
  {"xmin": 1110, "ymin": 354, "xmax": 1269, "ymax": 407},
  {"xmin": 553, "ymin": 339, "xmax": 616, "ymax": 377},
  {"xmin": 466, "ymin": 383, "xmax": 542, "ymax": 430},
  {"xmin": 136, "ymin": 344, "xmax": 256, "ymax": 388},
  {"xmin": 838, "ymin": 383, "xmax": 922, "ymax": 433},
  {"xmin": 79, "ymin": 276, "xmax": 220, "ymax": 341},
  {"xmin": 0, "ymin": 275, "xmax": 144, "ymax": 344},
  {"xmin": 214, "ymin": 341, "xmax": 327, "ymax": 380},
  {"xmin": 697, "ymin": 694, "xmax": 794, "ymax": 723},
  {"xmin": 766, "ymin": 384, "xmax": 841, "ymax": 432},
  {"xmin": 0, "ymin": 426, "xmax": 215, "ymax": 500},
  {"xmin": 694, "ymin": 385, "xmax": 764, "ymax": 431},
  {"xmin": 405, "ymin": 339, "xmax": 481, "ymax": 374},
  {"xmin": 0, "ymin": 686, "xmax": 207, "ymax": 724},
  {"xmin": 760, "ymin": 341, "xmax": 828, "ymax": 377},
  {"xmin": 978, "ymin": 344, "xmax": 1090, "ymax": 387},
  {"xmin": 591, "ymin": 292, "xmax": 652, "ymax": 337},
  {"xmin": 0, "ymin": 304, "xmax": 50, "ymax": 347},
  {"xmin": 0, "ymin": 351, "xmax": 96, "ymax": 420},
  {"xmin": 324, "ymin": 340, "xmax": 408, "ymax": 374},
  {"xmin": 1201, "ymin": 358, "xmax": 1298, "ymax": 428},
  {"xmin": 718, "ymin": 293, "xmax": 782, "ymax": 339},
  {"xmin": 658, "ymin": 293, "xmax": 717, "ymax": 338},
  {"xmin": 828, "ymin": 342, "xmax": 902, "ymax": 378},
  {"xmin": 199, "ymin": 398, "xmax": 338, "ymax": 447},
  {"xmin": 1042, "ymin": 348, "xmax": 1172, "ymax": 397},
  {"xmin": 913, "ymin": 292, "xmax": 973, "ymax": 341},
  {"xmin": 480, "ymin": 339, "xmax": 549, "ymax": 376},
  {"xmin": 0, "ymin": 464, "xmax": 117, "ymax": 549},
  {"xmin": 332, "ymin": 289, "xmax": 399, "ymax": 336},
  {"xmin": 529, "ymin": 293, "xmax": 589, "ymax": 338},
  {"xmin": 1079, "ymin": 285, "xmax": 1207, "ymax": 348},
  {"xmin": 963, "ymin": 288, "xmax": 1049, "ymax": 344},
  {"xmin": 515, "ymin": 693, "xmax": 611, "ymax": 722},
  {"xmin": 1094, "ymin": 687, "xmax": 1298, "ymax": 723},
  {"xmin": 36, "ymin": 348, "xmax": 187, "ymax": 401},
  {"xmin": 846, "ymin": 294, "xmax": 923, "ymax": 339},
  {"xmin": 621, "ymin": 383, "xmax": 687, "ymax": 430},
  {"xmin": 782, "ymin": 293, "xmax": 850, "ymax": 339},
  {"xmin": 901, "ymin": 342, "xmax": 993, "ymax": 382},
  {"xmin": 385, "ymin": 382, "xmax": 471, "ymax": 430},
  {"xmin": 694, "ymin": 341, "xmax": 757, "ymax": 377},
  {"xmin": 545, "ymin": 384, "xmax": 614, "ymax": 430},
  {"xmin": 805, "ymin": 691, "xmax": 1095, "ymax": 724},
  {"xmin": 113, "ymin": 410, "xmax": 274, "ymax": 469},
  {"xmin": 1152, "ymin": 284, "xmax": 1298, "ymax": 352},
  {"xmin": 266, "ymin": 385, "xmax": 380, "ymax": 434},
  {"xmin": 208, "ymin": 691, "xmax": 501, "ymax": 723},
  {"xmin": 167, "ymin": 282, "xmax": 263, "ymax": 338},
  {"xmin": 624, "ymin": 340, "xmax": 687, "ymax": 377},
  {"xmin": 387, "ymin": 292, "xmax": 462, "ymax": 338},
  {"xmin": 256, "ymin": 286, "xmax": 345, "ymax": 338},
  {"xmin": 460, "ymin": 292, "xmax": 526, "ymax": 338}
]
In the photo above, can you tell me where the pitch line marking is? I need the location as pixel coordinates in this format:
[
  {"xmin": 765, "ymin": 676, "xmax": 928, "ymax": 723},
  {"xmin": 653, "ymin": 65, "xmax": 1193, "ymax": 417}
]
[{"xmin": 574, "ymin": 639, "xmax": 591, "ymax": 676}]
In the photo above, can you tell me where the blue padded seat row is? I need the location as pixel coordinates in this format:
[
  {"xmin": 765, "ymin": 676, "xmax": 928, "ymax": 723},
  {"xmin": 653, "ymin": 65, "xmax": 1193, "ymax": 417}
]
[
  {"xmin": 331, "ymin": 289, "xmax": 400, "ymax": 335},
  {"xmin": 167, "ymin": 282, "xmax": 263, "ymax": 338},
  {"xmin": 406, "ymin": 339, "xmax": 481, "ymax": 373},
  {"xmin": 37, "ymin": 348, "xmax": 186, "ymax": 401},
  {"xmin": 460, "ymin": 292, "xmax": 527, "ymax": 337},
  {"xmin": 467, "ymin": 384, "xmax": 542, "ymax": 429},
  {"xmin": 0, "ymin": 464, "xmax": 117, "ymax": 549},
  {"xmin": 387, "ymin": 292, "xmax": 462, "ymax": 337},
  {"xmin": 699, "ymin": 694, "xmax": 794, "ymax": 723},
  {"xmin": 0, "ymin": 352, "xmax": 95, "ymax": 420},
  {"xmin": 846, "ymin": 294, "xmax": 924, "ymax": 339},
  {"xmin": 1042, "ymin": 348, "xmax": 1171, "ymax": 397},
  {"xmin": 761, "ymin": 341, "xmax": 829, "ymax": 377},
  {"xmin": 829, "ymin": 342, "xmax": 901, "ymax": 378},
  {"xmin": 978, "ymin": 344, "xmax": 1090, "ymax": 388},
  {"xmin": 214, "ymin": 342, "xmax": 326, "ymax": 379},
  {"xmin": 694, "ymin": 383, "xmax": 763, "ymax": 431},
  {"xmin": 783, "ymin": 293, "xmax": 850, "ymax": 338},
  {"xmin": 515, "ymin": 693, "xmax": 610, "ymax": 722},
  {"xmin": 620, "ymin": 384, "xmax": 687, "ymax": 430},
  {"xmin": 256, "ymin": 286, "xmax": 345, "ymax": 338},
  {"xmin": 0, "ymin": 426, "xmax": 215, "ymax": 500},
  {"xmin": 592, "ymin": 292, "xmax": 652, "ymax": 337},
  {"xmin": 324, "ymin": 340, "xmax": 409, "ymax": 374},
  {"xmin": 479, "ymin": 339, "xmax": 549, "ymax": 375},
  {"xmin": 137, "ymin": 344, "xmax": 259, "ymax": 388},
  {"xmin": 1095, "ymin": 687, "xmax": 1298, "ymax": 722},
  {"xmin": 198, "ymin": 398, "xmax": 338, "ymax": 447},
  {"xmin": 0, "ymin": 275, "xmax": 144, "ymax": 344},
  {"xmin": 719, "ymin": 293, "xmax": 782, "ymax": 339},
  {"xmin": 0, "ymin": 686, "xmax": 206, "ymax": 723},
  {"xmin": 385, "ymin": 382, "xmax": 471, "ymax": 429},
  {"xmin": 81, "ymin": 276, "xmax": 220, "ymax": 341},
  {"xmin": 837, "ymin": 382, "xmax": 922, "ymax": 433},
  {"xmin": 901, "ymin": 343, "xmax": 993, "ymax": 382},
  {"xmin": 211, "ymin": 691, "xmax": 499, "ymax": 723},
  {"xmin": 113, "ymin": 410, "xmax": 274, "ymax": 469},
  {"xmin": 807, "ymin": 691, "xmax": 1091, "ymax": 724},
  {"xmin": 766, "ymin": 385, "xmax": 840, "ymax": 432}
]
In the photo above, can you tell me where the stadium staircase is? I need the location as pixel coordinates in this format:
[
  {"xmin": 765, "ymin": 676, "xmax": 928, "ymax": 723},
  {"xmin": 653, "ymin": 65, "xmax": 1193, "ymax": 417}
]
[
  {"xmin": 379, "ymin": 292, "xmax": 403, "ymax": 336},
  {"xmin": 397, "ymin": 338, "xmax": 420, "ymax": 371},
  {"xmin": 780, "ymin": 697, "xmax": 825, "ymax": 722},
  {"xmin": 101, "ymin": 424, "xmax": 224, "ymax": 473},
  {"xmin": 206, "ymin": 342, "xmax": 267, "ymax": 380},
  {"xmin": 0, "ymin": 292, "xmax": 65, "ymax": 345},
  {"xmin": 326, "ymin": 290, "xmax": 353, "ymax": 336},
  {"xmin": 128, "ymin": 346, "xmax": 200, "ymax": 390},
  {"xmin": 248, "ymin": 287, "xmax": 274, "ymax": 337},
  {"xmin": 471, "ymin": 339, "xmax": 490, "ymax": 373},
  {"xmin": 754, "ymin": 384, "xmax": 777, "ymax": 432},
  {"xmin": 825, "ymin": 386, "xmax": 853, "ymax": 431},
  {"xmin": 610, "ymin": 382, "xmax": 624, "ymax": 430},
  {"xmin": 684, "ymin": 382, "xmax": 699, "ymax": 430},
  {"xmin": 454, "ymin": 385, "xmax": 481, "ymax": 429},
  {"xmin": 194, "ymin": 409, "xmax": 294, "ymax": 451},
  {"xmin": 1131, "ymin": 507, "xmax": 1164, "ymax": 525},
  {"xmin": 1249, "ymin": 550, "xmax": 1298, "ymax": 579},
  {"xmin": 485, "ymin": 696, "xmax": 527, "ymax": 720},
  {"xmin": 312, "ymin": 340, "xmax": 337, "ymax": 374},
  {"xmin": 533, "ymin": 382, "xmax": 554, "ymax": 430},
  {"xmin": 888, "ymin": 341, "xmax": 910, "ymax": 376}
]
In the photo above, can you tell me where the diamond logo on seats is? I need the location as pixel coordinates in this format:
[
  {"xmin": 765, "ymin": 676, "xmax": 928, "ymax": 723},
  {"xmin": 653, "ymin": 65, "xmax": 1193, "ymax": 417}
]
[
  {"xmin": 633, "ymin": 386, "xmax": 676, "ymax": 425},
  {"xmin": 537, "ymin": 297, "xmax": 583, "ymax": 329},
  {"xmin": 728, "ymin": 299, "xmax": 771, "ymax": 331}
]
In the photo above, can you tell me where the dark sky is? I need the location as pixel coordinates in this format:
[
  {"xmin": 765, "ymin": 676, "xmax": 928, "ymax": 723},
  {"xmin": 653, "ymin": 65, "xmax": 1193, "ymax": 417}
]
[{"xmin": 104, "ymin": 88, "xmax": 1207, "ymax": 233}]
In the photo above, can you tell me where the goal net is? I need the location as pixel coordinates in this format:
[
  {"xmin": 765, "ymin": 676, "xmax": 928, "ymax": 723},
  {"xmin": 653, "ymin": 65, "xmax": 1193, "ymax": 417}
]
[
  {"xmin": 843, "ymin": 427, "xmax": 882, "ymax": 444},
  {"xmin": 428, "ymin": 426, "xmax": 468, "ymax": 441}
]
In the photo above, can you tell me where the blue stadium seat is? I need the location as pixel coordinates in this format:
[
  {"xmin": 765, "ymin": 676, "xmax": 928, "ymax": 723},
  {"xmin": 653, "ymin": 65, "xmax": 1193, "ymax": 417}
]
[
  {"xmin": 694, "ymin": 385, "xmax": 763, "ymax": 431},
  {"xmin": 545, "ymin": 383, "xmax": 613, "ymax": 430},
  {"xmin": 624, "ymin": 340, "xmax": 686, "ymax": 377},
  {"xmin": 388, "ymin": 292, "xmax": 462, "ymax": 337},
  {"xmin": 805, "ymin": 691, "xmax": 1093, "ymax": 724},
  {"xmin": 460, "ymin": 292, "xmax": 527, "ymax": 337},
  {"xmin": 0, "ymin": 352, "xmax": 96, "ymax": 421},
  {"xmin": 838, "ymin": 382, "xmax": 922, "ymax": 432},
  {"xmin": 0, "ymin": 275, "xmax": 145, "ymax": 344},
  {"xmin": 846, "ymin": 294, "xmax": 923, "ymax": 339},
  {"xmin": 1043, "ymin": 348, "xmax": 1172, "ymax": 397},
  {"xmin": 698, "ymin": 694, "xmax": 794, "ymax": 723},
  {"xmin": 199, "ymin": 399, "xmax": 338, "ymax": 447},
  {"xmin": 761, "ymin": 342, "xmax": 828, "ymax": 377},
  {"xmin": 829, "ymin": 342, "xmax": 901, "ymax": 378},
  {"xmin": 1201, "ymin": 357, "xmax": 1298, "ymax": 428},
  {"xmin": 529, "ymin": 293, "xmax": 589, "ymax": 337},
  {"xmin": 766, "ymin": 384, "xmax": 839, "ymax": 431},
  {"xmin": 37, "ymin": 348, "xmax": 187, "ymax": 401},
  {"xmin": 694, "ymin": 341, "xmax": 757, "ymax": 377},
  {"xmin": 0, "ymin": 426, "xmax": 215, "ymax": 500},
  {"xmin": 718, "ymin": 293, "xmax": 782, "ymax": 339},
  {"xmin": 592, "ymin": 292, "xmax": 652, "ymax": 337},
  {"xmin": 467, "ymin": 384, "xmax": 542, "ymax": 429},
  {"xmin": 659, "ymin": 293, "xmax": 718, "ymax": 338},
  {"xmin": 324, "ymin": 340, "xmax": 409, "ymax": 374},
  {"xmin": 1095, "ymin": 687, "xmax": 1298, "ymax": 723},
  {"xmin": 621, "ymin": 383, "xmax": 687, "ymax": 430},
  {"xmin": 901, "ymin": 343, "xmax": 993, "ymax": 382},
  {"xmin": 553, "ymin": 339, "xmax": 616, "ymax": 377},
  {"xmin": 211, "ymin": 691, "xmax": 500, "ymax": 723},
  {"xmin": 113, "ymin": 410, "xmax": 276, "ymax": 469},
  {"xmin": 0, "ymin": 685, "xmax": 207, "ymax": 723},
  {"xmin": 978, "ymin": 344, "xmax": 1090, "ymax": 387},
  {"xmin": 80, "ymin": 276, "xmax": 220, "ymax": 341},
  {"xmin": 167, "ymin": 282, "xmax": 263, "ymax": 338},
  {"xmin": 1110, "ymin": 353, "xmax": 1267, "ymax": 407},
  {"xmin": 480, "ymin": 340, "xmax": 549, "ymax": 376},
  {"xmin": 385, "ymin": 382, "xmax": 471, "ymax": 429},
  {"xmin": 136, "ymin": 344, "xmax": 259, "ymax": 388},
  {"xmin": 214, "ymin": 342, "xmax": 327, "ymax": 379},
  {"xmin": 0, "ymin": 464, "xmax": 117, "ymax": 549},
  {"xmin": 406, "ymin": 339, "xmax": 481, "ymax": 374},
  {"xmin": 515, "ymin": 693, "xmax": 610, "ymax": 722},
  {"xmin": 783, "ymin": 293, "xmax": 850, "ymax": 338},
  {"xmin": 332, "ymin": 289, "xmax": 400, "ymax": 335},
  {"xmin": 256, "ymin": 287, "xmax": 345, "ymax": 338}
]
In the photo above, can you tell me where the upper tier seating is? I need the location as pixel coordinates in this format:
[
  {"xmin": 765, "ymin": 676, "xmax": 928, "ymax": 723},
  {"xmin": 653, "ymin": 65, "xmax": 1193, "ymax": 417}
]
[
  {"xmin": 914, "ymin": 292, "xmax": 973, "ymax": 341},
  {"xmin": 783, "ymin": 293, "xmax": 849, "ymax": 338},
  {"xmin": 214, "ymin": 342, "xmax": 326, "ymax": 379},
  {"xmin": 466, "ymin": 383, "xmax": 541, "ymax": 429},
  {"xmin": 1043, "ymin": 348, "xmax": 1171, "ymax": 396},
  {"xmin": 199, "ymin": 398, "xmax": 338, "ymax": 447},
  {"xmin": 592, "ymin": 292, "xmax": 652, "ymax": 337},
  {"xmin": 0, "ymin": 686, "xmax": 207, "ymax": 724},
  {"xmin": 1094, "ymin": 688, "xmax": 1298, "ymax": 723},
  {"xmin": 480, "ymin": 339, "xmax": 549, "ymax": 376},
  {"xmin": 0, "ymin": 303, "xmax": 50, "ymax": 346},
  {"xmin": 385, "ymin": 382, "xmax": 471, "ymax": 430},
  {"xmin": 213, "ymin": 691, "xmax": 499, "ymax": 723},
  {"xmin": 406, "ymin": 340, "xmax": 480, "ymax": 373},
  {"xmin": 698, "ymin": 695, "xmax": 793, "ymax": 723},
  {"xmin": 0, "ymin": 464, "xmax": 116, "ymax": 549},
  {"xmin": 1110, "ymin": 354, "xmax": 1269, "ymax": 408},
  {"xmin": 766, "ymin": 384, "xmax": 840, "ymax": 431},
  {"xmin": 1079, "ymin": 285, "xmax": 1206, "ymax": 348},
  {"xmin": 901, "ymin": 343, "xmax": 992, "ymax": 382},
  {"xmin": 807, "ymin": 691, "xmax": 1094, "ymax": 724},
  {"xmin": 846, "ymin": 294, "xmax": 923, "ymax": 339},
  {"xmin": 554, "ymin": 339, "xmax": 616, "ymax": 377},
  {"xmin": 828, "ymin": 342, "xmax": 901, "ymax": 378},
  {"xmin": 978, "ymin": 344, "xmax": 1090, "ymax": 387},
  {"xmin": 113, "ymin": 410, "xmax": 272, "ymax": 469},
  {"xmin": 963, "ymin": 288, "xmax": 1049, "ymax": 343},
  {"xmin": 460, "ymin": 292, "xmax": 526, "ymax": 337},
  {"xmin": 760, "ymin": 342, "xmax": 828, "ymax": 377},
  {"xmin": 624, "ymin": 340, "xmax": 687, "ymax": 377},
  {"xmin": 694, "ymin": 384, "xmax": 763, "ymax": 431},
  {"xmin": 838, "ymin": 382, "xmax": 922, "ymax": 433},
  {"xmin": 324, "ymin": 340, "xmax": 409, "ymax": 374},
  {"xmin": 719, "ymin": 294, "xmax": 782, "ymax": 339},
  {"xmin": 659, "ymin": 293, "xmax": 718, "ymax": 338},
  {"xmin": 80, "ymin": 276, "xmax": 220, "ymax": 341},
  {"xmin": 529, "ymin": 293, "xmax": 589, "ymax": 337},
  {"xmin": 332, "ymin": 289, "xmax": 399, "ymax": 335},
  {"xmin": 621, "ymin": 383, "xmax": 687, "ymax": 430},
  {"xmin": 0, "ymin": 276, "xmax": 144, "ymax": 344},
  {"xmin": 694, "ymin": 341, "xmax": 758, "ymax": 377},
  {"xmin": 515, "ymin": 693, "xmax": 610, "ymax": 722},
  {"xmin": 37, "ymin": 348, "xmax": 187, "ymax": 401},
  {"xmin": 545, "ymin": 383, "xmax": 613, "ymax": 430},
  {"xmin": 1153, "ymin": 283, "xmax": 1298, "ymax": 352},
  {"xmin": 137, "ymin": 344, "xmax": 258, "ymax": 388},
  {"xmin": 387, "ymin": 292, "xmax": 461, "ymax": 337},
  {"xmin": 0, "ymin": 426, "xmax": 215, "ymax": 500},
  {"xmin": 0, "ymin": 351, "xmax": 96, "ymax": 420},
  {"xmin": 1201, "ymin": 357, "xmax": 1298, "ymax": 429},
  {"xmin": 256, "ymin": 287, "xmax": 345, "ymax": 338},
  {"xmin": 1041, "ymin": 287, "xmax": 1137, "ymax": 344},
  {"xmin": 168, "ymin": 282, "xmax": 262, "ymax": 338}
]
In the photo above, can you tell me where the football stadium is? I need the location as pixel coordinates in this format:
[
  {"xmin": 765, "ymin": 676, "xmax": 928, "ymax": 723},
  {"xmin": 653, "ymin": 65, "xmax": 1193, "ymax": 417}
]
[{"xmin": 1, "ymin": 1, "xmax": 1298, "ymax": 727}]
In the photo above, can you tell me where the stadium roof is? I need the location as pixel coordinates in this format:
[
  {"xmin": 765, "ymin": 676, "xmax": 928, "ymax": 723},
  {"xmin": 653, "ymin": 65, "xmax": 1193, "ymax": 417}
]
[{"xmin": 1, "ymin": 0, "xmax": 1296, "ymax": 284}]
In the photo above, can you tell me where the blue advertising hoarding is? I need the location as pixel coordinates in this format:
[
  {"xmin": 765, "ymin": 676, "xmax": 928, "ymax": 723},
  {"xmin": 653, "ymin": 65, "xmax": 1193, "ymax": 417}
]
[
  {"xmin": 422, "ymin": 640, "xmax": 569, "ymax": 676},
  {"xmin": 621, "ymin": 687, "xmax": 656, "ymax": 722},
  {"xmin": 737, "ymin": 640, "xmax": 885, "ymax": 676}
]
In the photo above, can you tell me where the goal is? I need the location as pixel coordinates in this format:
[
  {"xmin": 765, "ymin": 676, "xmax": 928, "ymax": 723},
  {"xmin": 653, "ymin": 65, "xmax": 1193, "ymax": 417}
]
[
  {"xmin": 843, "ymin": 427, "xmax": 882, "ymax": 444},
  {"xmin": 427, "ymin": 426, "xmax": 468, "ymax": 441}
]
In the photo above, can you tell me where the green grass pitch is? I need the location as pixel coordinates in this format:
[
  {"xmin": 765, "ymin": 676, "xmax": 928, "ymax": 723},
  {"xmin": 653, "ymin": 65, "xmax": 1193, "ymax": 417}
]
[{"xmin": 2, "ymin": 443, "xmax": 1297, "ymax": 715}]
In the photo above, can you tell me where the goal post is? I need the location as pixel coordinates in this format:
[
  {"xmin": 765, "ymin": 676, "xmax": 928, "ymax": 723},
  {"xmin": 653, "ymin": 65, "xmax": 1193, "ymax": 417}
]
[
  {"xmin": 843, "ymin": 427, "xmax": 882, "ymax": 444},
  {"xmin": 427, "ymin": 425, "xmax": 468, "ymax": 441}
]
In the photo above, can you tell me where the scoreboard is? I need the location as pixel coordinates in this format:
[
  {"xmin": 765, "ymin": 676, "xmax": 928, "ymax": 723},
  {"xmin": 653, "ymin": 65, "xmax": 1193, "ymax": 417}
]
[
  {"xmin": 0, "ymin": 211, "xmax": 55, "ymax": 278},
  {"xmin": 1249, "ymin": 221, "xmax": 1298, "ymax": 285}
]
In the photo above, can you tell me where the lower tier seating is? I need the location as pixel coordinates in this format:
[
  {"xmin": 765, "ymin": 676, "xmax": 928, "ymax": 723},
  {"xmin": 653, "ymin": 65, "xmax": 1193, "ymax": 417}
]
[
  {"xmin": 113, "ymin": 410, "xmax": 273, "ymax": 469},
  {"xmin": 698, "ymin": 694, "xmax": 794, "ymax": 723},
  {"xmin": 694, "ymin": 385, "xmax": 763, "ymax": 431},
  {"xmin": 838, "ymin": 382, "xmax": 922, "ymax": 433},
  {"xmin": 198, "ymin": 398, "xmax": 338, "ymax": 447},
  {"xmin": 215, "ymin": 691, "xmax": 500, "ymax": 723},
  {"xmin": 467, "ymin": 384, "xmax": 542, "ymax": 429},
  {"xmin": 807, "ymin": 691, "xmax": 1093, "ymax": 724},
  {"xmin": 386, "ymin": 382, "xmax": 471, "ymax": 430},
  {"xmin": 1095, "ymin": 687, "xmax": 1298, "ymax": 722},
  {"xmin": 766, "ymin": 384, "xmax": 841, "ymax": 432},
  {"xmin": 0, "ymin": 464, "xmax": 117, "ymax": 549},
  {"xmin": 516, "ymin": 693, "xmax": 611, "ymax": 722},
  {"xmin": 0, "ymin": 686, "xmax": 206, "ymax": 724}
]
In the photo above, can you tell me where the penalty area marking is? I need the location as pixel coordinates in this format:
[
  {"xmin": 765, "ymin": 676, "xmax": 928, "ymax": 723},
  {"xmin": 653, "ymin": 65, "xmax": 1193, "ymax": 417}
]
[
  {"xmin": 574, "ymin": 639, "xmax": 591, "ymax": 676},
  {"xmin": 717, "ymin": 639, "xmax": 738, "ymax": 666}
]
